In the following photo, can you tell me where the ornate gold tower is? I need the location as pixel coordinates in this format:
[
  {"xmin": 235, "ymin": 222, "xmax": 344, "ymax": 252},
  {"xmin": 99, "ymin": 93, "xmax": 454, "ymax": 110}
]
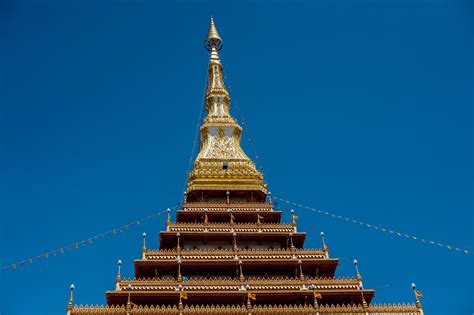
[
  {"xmin": 186, "ymin": 17, "xmax": 266, "ymax": 203},
  {"xmin": 67, "ymin": 18, "xmax": 424, "ymax": 315}
]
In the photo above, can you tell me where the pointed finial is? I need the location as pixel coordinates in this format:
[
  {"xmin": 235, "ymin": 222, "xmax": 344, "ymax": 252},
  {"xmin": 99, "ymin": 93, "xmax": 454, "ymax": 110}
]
[
  {"xmin": 205, "ymin": 17, "xmax": 223, "ymax": 51},
  {"xmin": 353, "ymin": 259, "xmax": 363, "ymax": 285},
  {"xmin": 126, "ymin": 284, "xmax": 132, "ymax": 312},
  {"xmin": 232, "ymin": 231, "xmax": 238, "ymax": 251},
  {"xmin": 117, "ymin": 259, "xmax": 122, "ymax": 277},
  {"xmin": 320, "ymin": 232, "xmax": 329, "ymax": 258},
  {"xmin": 288, "ymin": 232, "xmax": 295, "ymax": 252},
  {"xmin": 411, "ymin": 282, "xmax": 423, "ymax": 309},
  {"xmin": 166, "ymin": 208, "xmax": 171, "ymax": 230},
  {"xmin": 291, "ymin": 209, "xmax": 298, "ymax": 231},
  {"xmin": 116, "ymin": 259, "xmax": 122, "ymax": 289},
  {"xmin": 298, "ymin": 259, "xmax": 304, "ymax": 281},
  {"xmin": 142, "ymin": 232, "xmax": 147, "ymax": 258},
  {"xmin": 176, "ymin": 232, "xmax": 181, "ymax": 254},
  {"xmin": 67, "ymin": 284, "xmax": 74, "ymax": 312},
  {"xmin": 177, "ymin": 256, "xmax": 182, "ymax": 282},
  {"xmin": 239, "ymin": 259, "xmax": 244, "ymax": 281}
]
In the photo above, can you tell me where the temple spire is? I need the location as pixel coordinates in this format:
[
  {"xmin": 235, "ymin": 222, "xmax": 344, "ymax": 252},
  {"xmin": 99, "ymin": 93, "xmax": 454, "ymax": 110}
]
[{"xmin": 185, "ymin": 18, "xmax": 267, "ymax": 203}]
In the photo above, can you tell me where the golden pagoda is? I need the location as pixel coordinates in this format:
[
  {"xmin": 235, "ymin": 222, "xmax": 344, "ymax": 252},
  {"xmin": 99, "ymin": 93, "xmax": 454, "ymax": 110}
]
[{"xmin": 67, "ymin": 18, "xmax": 424, "ymax": 315}]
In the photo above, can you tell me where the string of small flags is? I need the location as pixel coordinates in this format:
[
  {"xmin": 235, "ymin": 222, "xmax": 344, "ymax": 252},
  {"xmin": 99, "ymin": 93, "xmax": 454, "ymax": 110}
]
[
  {"xmin": 273, "ymin": 196, "xmax": 470, "ymax": 255},
  {"xmin": 1, "ymin": 207, "xmax": 176, "ymax": 272}
]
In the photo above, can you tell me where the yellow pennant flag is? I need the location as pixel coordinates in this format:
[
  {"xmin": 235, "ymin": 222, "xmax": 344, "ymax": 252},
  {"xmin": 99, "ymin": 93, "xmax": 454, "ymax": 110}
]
[
  {"xmin": 248, "ymin": 292, "xmax": 256, "ymax": 300},
  {"xmin": 314, "ymin": 292, "xmax": 322, "ymax": 299},
  {"xmin": 293, "ymin": 215, "xmax": 299, "ymax": 220},
  {"xmin": 180, "ymin": 291, "xmax": 188, "ymax": 300},
  {"xmin": 415, "ymin": 290, "xmax": 423, "ymax": 298}
]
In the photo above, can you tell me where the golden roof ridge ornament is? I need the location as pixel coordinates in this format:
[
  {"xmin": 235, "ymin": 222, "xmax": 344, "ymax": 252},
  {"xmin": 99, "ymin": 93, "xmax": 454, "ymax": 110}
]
[{"xmin": 186, "ymin": 18, "xmax": 267, "ymax": 203}]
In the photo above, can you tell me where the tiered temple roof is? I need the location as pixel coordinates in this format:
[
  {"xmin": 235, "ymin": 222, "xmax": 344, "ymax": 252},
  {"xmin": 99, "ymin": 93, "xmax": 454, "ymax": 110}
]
[{"xmin": 68, "ymin": 18, "xmax": 424, "ymax": 315}]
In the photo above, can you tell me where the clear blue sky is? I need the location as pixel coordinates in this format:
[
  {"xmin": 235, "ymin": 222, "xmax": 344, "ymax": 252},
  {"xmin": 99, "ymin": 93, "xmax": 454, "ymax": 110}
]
[{"xmin": 1, "ymin": 0, "xmax": 472, "ymax": 314}]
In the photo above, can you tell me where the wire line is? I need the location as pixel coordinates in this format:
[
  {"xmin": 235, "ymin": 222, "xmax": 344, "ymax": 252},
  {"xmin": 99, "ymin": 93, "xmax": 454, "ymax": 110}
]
[{"xmin": 274, "ymin": 196, "xmax": 470, "ymax": 255}]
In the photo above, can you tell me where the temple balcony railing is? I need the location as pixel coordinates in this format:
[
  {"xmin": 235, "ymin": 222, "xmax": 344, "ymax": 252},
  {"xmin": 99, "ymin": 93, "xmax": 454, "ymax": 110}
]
[
  {"xmin": 168, "ymin": 222, "xmax": 294, "ymax": 233},
  {"xmin": 183, "ymin": 201, "xmax": 273, "ymax": 211},
  {"xmin": 71, "ymin": 303, "xmax": 422, "ymax": 314},
  {"xmin": 144, "ymin": 248, "xmax": 326, "ymax": 260},
  {"xmin": 115, "ymin": 284, "xmax": 361, "ymax": 292},
  {"xmin": 119, "ymin": 276, "xmax": 359, "ymax": 287}
]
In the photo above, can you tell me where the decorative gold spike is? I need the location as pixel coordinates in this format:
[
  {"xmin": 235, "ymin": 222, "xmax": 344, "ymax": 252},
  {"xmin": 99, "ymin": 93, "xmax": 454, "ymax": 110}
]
[
  {"xmin": 205, "ymin": 17, "xmax": 223, "ymax": 51},
  {"xmin": 320, "ymin": 232, "xmax": 329, "ymax": 258},
  {"xmin": 142, "ymin": 232, "xmax": 147, "ymax": 259},
  {"xmin": 412, "ymin": 283, "xmax": 423, "ymax": 310},
  {"xmin": 298, "ymin": 259, "xmax": 304, "ymax": 281},
  {"xmin": 67, "ymin": 284, "xmax": 74, "ymax": 313},
  {"xmin": 126, "ymin": 292, "xmax": 131, "ymax": 313},
  {"xmin": 176, "ymin": 232, "xmax": 181, "ymax": 254},
  {"xmin": 116, "ymin": 259, "xmax": 122, "ymax": 290},
  {"xmin": 239, "ymin": 259, "xmax": 244, "ymax": 282},
  {"xmin": 354, "ymin": 259, "xmax": 363, "ymax": 285},
  {"xmin": 177, "ymin": 257, "xmax": 182, "ymax": 282},
  {"xmin": 232, "ymin": 232, "xmax": 238, "ymax": 252},
  {"xmin": 166, "ymin": 208, "xmax": 171, "ymax": 231}
]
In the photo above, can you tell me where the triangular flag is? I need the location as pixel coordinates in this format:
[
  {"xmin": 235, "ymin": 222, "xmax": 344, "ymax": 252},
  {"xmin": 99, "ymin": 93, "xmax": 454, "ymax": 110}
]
[{"xmin": 248, "ymin": 292, "xmax": 256, "ymax": 300}]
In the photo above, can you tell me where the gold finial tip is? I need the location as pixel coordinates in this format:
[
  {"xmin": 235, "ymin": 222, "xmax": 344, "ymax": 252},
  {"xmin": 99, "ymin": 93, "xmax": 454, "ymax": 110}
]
[{"xmin": 205, "ymin": 17, "xmax": 223, "ymax": 51}]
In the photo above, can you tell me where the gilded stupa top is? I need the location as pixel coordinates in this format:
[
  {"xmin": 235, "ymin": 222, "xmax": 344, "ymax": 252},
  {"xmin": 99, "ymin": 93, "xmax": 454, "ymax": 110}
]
[{"xmin": 186, "ymin": 18, "xmax": 267, "ymax": 202}]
